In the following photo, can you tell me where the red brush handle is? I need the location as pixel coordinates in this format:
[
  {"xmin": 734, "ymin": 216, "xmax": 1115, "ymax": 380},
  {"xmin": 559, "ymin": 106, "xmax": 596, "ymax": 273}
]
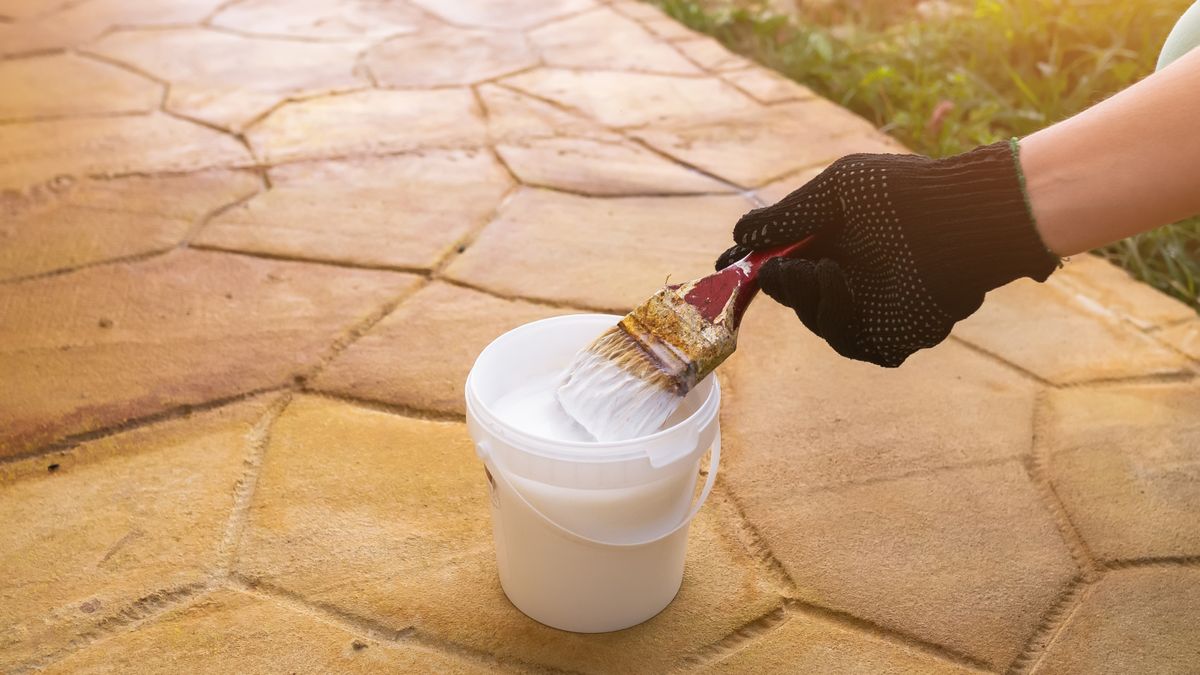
[{"xmin": 681, "ymin": 236, "xmax": 817, "ymax": 327}]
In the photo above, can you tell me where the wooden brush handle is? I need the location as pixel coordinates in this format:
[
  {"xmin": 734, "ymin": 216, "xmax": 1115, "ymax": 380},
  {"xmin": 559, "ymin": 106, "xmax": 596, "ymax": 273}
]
[{"xmin": 683, "ymin": 236, "xmax": 818, "ymax": 327}]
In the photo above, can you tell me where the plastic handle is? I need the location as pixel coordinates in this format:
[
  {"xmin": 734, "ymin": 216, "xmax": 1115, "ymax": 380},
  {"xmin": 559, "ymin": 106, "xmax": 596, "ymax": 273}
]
[
  {"xmin": 477, "ymin": 431, "xmax": 721, "ymax": 549},
  {"xmin": 689, "ymin": 235, "xmax": 818, "ymax": 328}
]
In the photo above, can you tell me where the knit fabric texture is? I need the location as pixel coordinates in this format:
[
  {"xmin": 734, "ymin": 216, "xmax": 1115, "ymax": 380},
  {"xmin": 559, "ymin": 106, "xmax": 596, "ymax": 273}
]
[{"xmin": 722, "ymin": 141, "xmax": 1059, "ymax": 367}]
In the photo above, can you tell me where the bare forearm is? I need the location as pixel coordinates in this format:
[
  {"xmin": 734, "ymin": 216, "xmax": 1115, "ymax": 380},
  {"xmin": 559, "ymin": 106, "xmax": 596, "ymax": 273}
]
[{"xmin": 1019, "ymin": 47, "xmax": 1200, "ymax": 256}]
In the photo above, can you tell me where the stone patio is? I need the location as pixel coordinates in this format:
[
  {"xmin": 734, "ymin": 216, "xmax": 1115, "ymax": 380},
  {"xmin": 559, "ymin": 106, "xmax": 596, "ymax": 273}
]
[{"xmin": 2, "ymin": 0, "xmax": 1198, "ymax": 672}]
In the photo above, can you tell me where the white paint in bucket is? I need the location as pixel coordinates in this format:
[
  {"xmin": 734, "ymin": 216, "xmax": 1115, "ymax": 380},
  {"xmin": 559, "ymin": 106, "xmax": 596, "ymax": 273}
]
[{"xmin": 465, "ymin": 314, "xmax": 721, "ymax": 633}]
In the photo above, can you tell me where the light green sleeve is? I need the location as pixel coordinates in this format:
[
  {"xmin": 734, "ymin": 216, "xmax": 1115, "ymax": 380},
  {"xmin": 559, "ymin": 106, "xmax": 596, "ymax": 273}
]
[{"xmin": 1158, "ymin": 1, "xmax": 1200, "ymax": 70}]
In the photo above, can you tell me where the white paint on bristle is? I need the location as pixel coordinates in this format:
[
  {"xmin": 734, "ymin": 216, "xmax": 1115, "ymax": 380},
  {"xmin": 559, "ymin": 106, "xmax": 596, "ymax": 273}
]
[{"xmin": 556, "ymin": 349, "xmax": 684, "ymax": 442}]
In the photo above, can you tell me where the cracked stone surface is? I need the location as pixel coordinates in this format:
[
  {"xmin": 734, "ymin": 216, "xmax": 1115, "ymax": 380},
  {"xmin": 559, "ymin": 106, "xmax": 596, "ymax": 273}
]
[
  {"xmin": 722, "ymin": 299, "xmax": 1038, "ymax": 492},
  {"xmin": 210, "ymin": 0, "xmax": 427, "ymax": 40},
  {"xmin": 246, "ymin": 89, "xmax": 486, "ymax": 163},
  {"xmin": 529, "ymin": 7, "xmax": 702, "ymax": 74},
  {"xmin": 196, "ymin": 150, "xmax": 512, "ymax": 269},
  {"xmin": 443, "ymin": 188, "xmax": 752, "ymax": 310},
  {"xmin": 495, "ymin": 136, "xmax": 733, "ymax": 195},
  {"xmin": 1, "ymin": 169, "xmax": 261, "ymax": 281},
  {"xmin": 87, "ymin": 27, "xmax": 367, "ymax": 131},
  {"xmin": 1055, "ymin": 255, "xmax": 1197, "ymax": 330},
  {"xmin": 0, "ymin": 113, "xmax": 251, "ymax": 191},
  {"xmin": 365, "ymin": 25, "xmax": 537, "ymax": 87},
  {"xmin": 673, "ymin": 37, "xmax": 753, "ymax": 72},
  {"xmin": 407, "ymin": 0, "xmax": 595, "ymax": 30},
  {"xmin": 0, "ymin": 250, "xmax": 418, "ymax": 458},
  {"xmin": 1040, "ymin": 382, "xmax": 1200, "ymax": 563},
  {"xmin": 0, "ymin": 53, "xmax": 161, "ymax": 121},
  {"xmin": 478, "ymin": 82, "xmax": 613, "ymax": 142},
  {"xmin": 699, "ymin": 610, "xmax": 978, "ymax": 674},
  {"xmin": 631, "ymin": 99, "xmax": 896, "ymax": 186},
  {"xmin": 1160, "ymin": 318, "xmax": 1200, "ymax": 360},
  {"xmin": 1033, "ymin": 568, "xmax": 1200, "ymax": 674},
  {"xmin": 2, "ymin": 2, "xmax": 1197, "ymax": 673},
  {"xmin": 740, "ymin": 458, "xmax": 1079, "ymax": 670},
  {"xmin": 41, "ymin": 589, "xmax": 492, "ymax": 674},
  {"xmin": 313, "ymin": 281, "xmax": 563, "ymax": 414},
  {"xmin": 953, "ymin": 277, "xmax": 1190, "ymax": 384},
  {"xmin": 0, "ymin": 0, "xmax": 226, "ymax": 56},
  {"xmin": 0, "ymin": 397, "xmax": 273, "ymax": 670},
  {"xmin": 502, "ymin": 67, "xmax": 759, "ymax": 128},
  {"xmin": 722, "ymin": 66, "xmax": 817, "ymax": 104}
]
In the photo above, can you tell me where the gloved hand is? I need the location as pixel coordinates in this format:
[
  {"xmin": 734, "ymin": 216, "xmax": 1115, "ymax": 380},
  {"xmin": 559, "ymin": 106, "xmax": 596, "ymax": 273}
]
[{"xmin": 718, "ymin": 140, "xmax": 1059, "ymax": 367}]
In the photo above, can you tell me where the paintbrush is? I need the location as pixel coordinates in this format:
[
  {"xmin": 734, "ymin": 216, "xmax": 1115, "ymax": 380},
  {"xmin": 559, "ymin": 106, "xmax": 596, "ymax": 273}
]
[{"xmin": 557, "ymin": 236, "xmax": 816, "ymax": 442}]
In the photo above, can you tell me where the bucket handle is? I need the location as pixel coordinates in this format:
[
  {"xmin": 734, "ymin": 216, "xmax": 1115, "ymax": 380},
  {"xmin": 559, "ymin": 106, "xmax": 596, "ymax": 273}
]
[{"xmin": 476, "ymin": 431, "xmax": 720, "ymax": 549}]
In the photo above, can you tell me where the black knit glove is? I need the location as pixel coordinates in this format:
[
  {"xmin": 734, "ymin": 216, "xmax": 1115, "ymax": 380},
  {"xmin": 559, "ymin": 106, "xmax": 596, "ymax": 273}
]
[{"xmin": 718, "ymin": 140, "xmax": 1059, "ymax": 367}]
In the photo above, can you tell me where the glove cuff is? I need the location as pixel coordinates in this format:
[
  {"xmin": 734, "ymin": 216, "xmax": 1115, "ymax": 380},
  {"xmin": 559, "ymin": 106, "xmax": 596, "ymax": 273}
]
[{"xmin": 912, "ymin": 140, "xmax": 1061, "ymax": 315}]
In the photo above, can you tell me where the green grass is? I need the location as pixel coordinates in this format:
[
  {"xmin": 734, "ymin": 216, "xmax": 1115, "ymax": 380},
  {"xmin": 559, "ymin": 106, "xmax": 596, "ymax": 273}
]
[{"xmin": 654, "ymin": 0, "xmax": 1200, "ymax": 311}]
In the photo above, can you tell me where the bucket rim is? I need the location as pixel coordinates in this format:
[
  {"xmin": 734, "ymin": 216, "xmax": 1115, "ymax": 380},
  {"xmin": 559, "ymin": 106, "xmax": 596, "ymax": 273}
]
[{"xmin": 465, "ymin": 313, "xmax": 720, "ymax": 463}]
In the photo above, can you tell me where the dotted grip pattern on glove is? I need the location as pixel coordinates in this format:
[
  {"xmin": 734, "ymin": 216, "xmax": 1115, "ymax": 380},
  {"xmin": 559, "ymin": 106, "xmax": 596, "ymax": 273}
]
[{"xmin": 723, "ymin": 141, "xmax": 1059, "ymax": 367}]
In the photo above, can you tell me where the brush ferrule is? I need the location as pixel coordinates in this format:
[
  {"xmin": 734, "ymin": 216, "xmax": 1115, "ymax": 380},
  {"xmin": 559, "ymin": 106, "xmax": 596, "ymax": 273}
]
[{"xmin": 617, "ymin": 314, "xmax": 696, "ymax": 395}]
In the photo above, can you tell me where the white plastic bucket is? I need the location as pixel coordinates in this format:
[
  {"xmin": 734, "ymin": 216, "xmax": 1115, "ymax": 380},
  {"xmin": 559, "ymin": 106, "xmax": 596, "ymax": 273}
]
[{"xmin": 465, "ymin": 314, "xmax": 721, "ymax": 633}]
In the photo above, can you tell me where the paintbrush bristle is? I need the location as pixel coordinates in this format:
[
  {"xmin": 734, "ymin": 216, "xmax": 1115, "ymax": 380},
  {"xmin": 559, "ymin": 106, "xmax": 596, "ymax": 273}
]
[
  {"xmin": 557, "ymin": 285, "xmax": 741, "ymax": 442},
  {"xmin": 556, "ymin": 324, "xmax": 685, "ymax": 442}
]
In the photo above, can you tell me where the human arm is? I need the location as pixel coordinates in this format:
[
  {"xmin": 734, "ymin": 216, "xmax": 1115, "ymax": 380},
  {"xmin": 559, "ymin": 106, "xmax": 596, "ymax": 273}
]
[
  {"xmin": 720, "ymin": 47, "xmax": 1200, "ymax": 367},
  {"xmin": 1021, "ymin": 45, "xmax": 1200, "ymax": 255}
]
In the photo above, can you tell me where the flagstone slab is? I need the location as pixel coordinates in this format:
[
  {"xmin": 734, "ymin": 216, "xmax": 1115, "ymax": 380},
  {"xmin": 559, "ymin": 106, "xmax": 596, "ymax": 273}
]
[
  {"xmin": 0, "ymin": 0, "xmax": 71, "ymax": 19},
  {"xmin": 723, "ymin": 67, "xmax": 818, "ymax": 104},
  {"xmin": 246, "ymin": 89, "xmax": 486, "ymax": 163},
  {"xmin": 0, "ymin": 113, "xmax": 250, "ymax": 192},
  {"xmin": 41, "ymin": 589, "xmax": 490, "ymax": 675},
  {"xmin": 0, "ymin": 397, "xmax": 272, "ymax": 671},
  {"xmin": 406, "ymin": 0, "xmax": 595, "ymax": 30},
  {"xmin": 1039, "ymin": 382, "xmax": 1200, "ymax": 563},
  {"xmin": 610, "ymin": 0, "xmax": 672, "ymax": 22},
  {"xmin": 442, "ymin": 188, "xmax": 752, "ymax": 310},
  {"xmin": 732, "ymin": 458, "xmax": 1077, "ymax": 670},
  {"xmin": 721, "ymin": 298, "xmax": 1037, "ymax": 493},
  {"xmin": 313, "ymin": 282, "xmax": 563, "ymax": 415},
  {"xmin": 496, "ymin": 136, "xmax": 733, "ymax": 195},
  {"xmin": 0, "ymin": 53, "xmax": 161, "ymax": 122},
  {"xmin": 529, "ymin": 7, "xmax": 702, "ymax": 75},
  {"xmin": 210, "ymin": 0, "xmax": 425, "ymax": 40},
  {"xmin": 642, "ymin": 16, "xmax": 704, "ymax": 41},
  {"xmin": 502, "ymin": 68, "xmax": 758, "ymax": 129},
  {"xmin": 196, "ymin": 150, "xmax": 511, "ymax": 270},
  {"xmin": 1, "ymin": 169, "xmax": 260, "ymax": 281},
  {"xmin": 631, "ymin": 100, "xmax": 894, "ymax": 187},
  {"xmin": 673, "ymin": 37, "xmax": 753, "ymax": 72},
  {"xmin": 0, "ymin": 0, "xmax": 226, "ymax": 56},
  {"xmin": 1056, "ymin": 255, "xmax": 1196, "ymax": 330},
  {"xmin": 477, "ymin": 82, "xmax": 614, "ymax": 143},
  {"xmin": 365, "ymin": 25, "xmax": 536, "ymax": 88},
  {"xmin": 700, "ymin": 610, "xmax": 978, "ymax": 674},
  {"xmin": 953, "ymin": 276, "xmax": 1190, "ymax": 385},
  {"xmin": 0, "ymin": 250, "xmax": 417, "ymax": 458},
  {"xmin": 236, "ymin": 395, "xmax": 782, "ymax": 673},
  {"xmin": 1033, "ymin": 568, "xmax": 1200, "ymax": 675},
  {"xmin": 87, "ymin": 28, "xmax": 365, "ymax": 131},
  {"xmin": 1159, "ymin": 319, "xmax": 1200, "ymax": 360}
]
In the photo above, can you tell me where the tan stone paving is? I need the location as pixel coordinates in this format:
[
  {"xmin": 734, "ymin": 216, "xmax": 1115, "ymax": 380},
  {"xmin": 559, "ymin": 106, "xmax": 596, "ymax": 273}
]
[
  {"xmin": 0, "ymin": 53, "xmax": 161, "ymax": 122},
  {"xmin": 196, "ymin": 150, "xmax": 514, "ymax": 269},
  {"xmin": 1, "ymin": 1, "xmax": 1197, "ymax": 673},
  {"xmin": 86, "ymin": 27, "xmax": 368, "ymax": 131},
  {"xmin": 245, "ymin": 88, "xmax": 487, "ymax": 163}
]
